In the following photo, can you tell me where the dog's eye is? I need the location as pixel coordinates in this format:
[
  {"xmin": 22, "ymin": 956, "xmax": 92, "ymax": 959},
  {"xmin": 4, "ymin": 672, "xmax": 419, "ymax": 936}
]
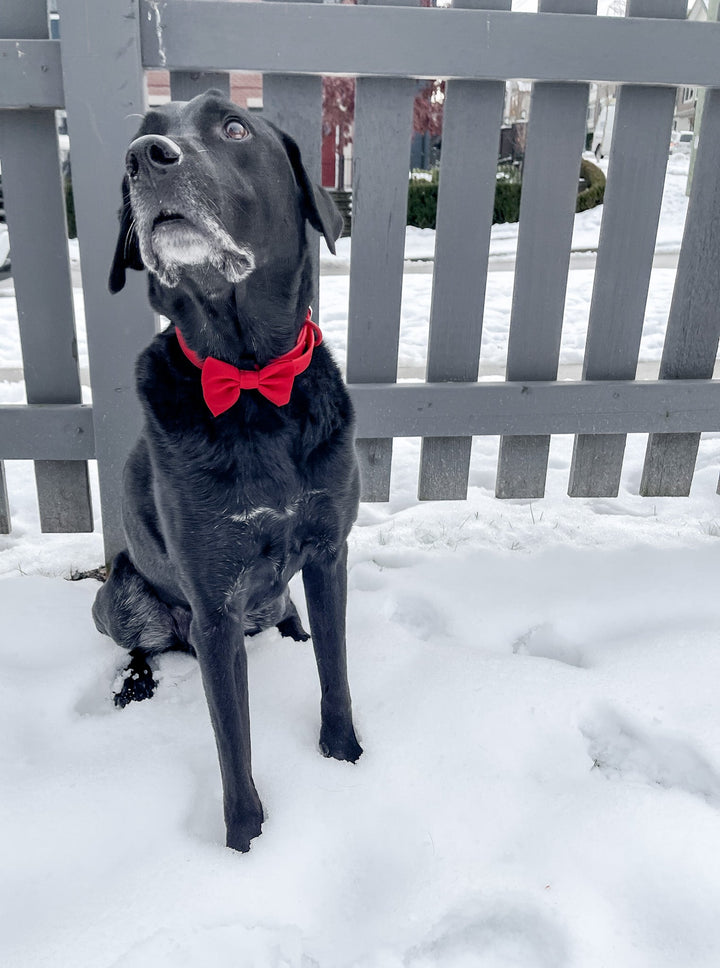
[{"xmin": 223, "ymin": 119, "xmax": 250, "ymax": 141}]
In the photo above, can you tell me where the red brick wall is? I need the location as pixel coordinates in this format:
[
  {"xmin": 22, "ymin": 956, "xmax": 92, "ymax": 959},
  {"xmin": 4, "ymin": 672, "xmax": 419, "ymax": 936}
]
[{"xmin": 146, "ymin": 71, "xmax": 262, "ymax": 108}]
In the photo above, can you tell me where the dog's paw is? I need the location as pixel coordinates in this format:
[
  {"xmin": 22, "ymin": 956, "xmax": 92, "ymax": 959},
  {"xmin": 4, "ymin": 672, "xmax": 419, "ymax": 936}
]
[
  {"xmin": 225, "ymin": 812, "xmax": 264, "ymax": 853},
  {"xmin": 113, "ymin": 654, "xmax": 157, "ymax": 708},
  {"xmin": 320, "ymin": 724, "xmax": 363, "ymax": 764},
  {"xmin": 276, "ymin": 613, "xmax": 310, "ymax": 642}
]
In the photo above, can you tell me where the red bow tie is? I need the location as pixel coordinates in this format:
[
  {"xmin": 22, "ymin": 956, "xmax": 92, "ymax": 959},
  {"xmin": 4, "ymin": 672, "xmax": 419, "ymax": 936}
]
[{"xmin": 175, "ymin": 310, "xmax": 322, "ymax": 416}]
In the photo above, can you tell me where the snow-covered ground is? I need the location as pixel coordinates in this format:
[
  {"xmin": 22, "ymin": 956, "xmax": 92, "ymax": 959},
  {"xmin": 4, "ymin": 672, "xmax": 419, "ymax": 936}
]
[{"xmin": 4, "ymin": 152, "xmax": 720, "ymax": 968}]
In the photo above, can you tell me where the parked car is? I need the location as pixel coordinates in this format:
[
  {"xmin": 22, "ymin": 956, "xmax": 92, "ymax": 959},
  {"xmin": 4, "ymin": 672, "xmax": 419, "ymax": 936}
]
[
  {"xmin": 0, "ymin": 167, "xmax": 9, "ymax": 281},
  {"xmin": 670, "ymin": 131, "xmax": 693, "ymax": 154},
  {"xmin": 592, "ymin": 101, "xmax": 615, "ymax": 159},
  {"xmin": 0, "ymin": 225, "xmax": 10, "ymax": 282}
]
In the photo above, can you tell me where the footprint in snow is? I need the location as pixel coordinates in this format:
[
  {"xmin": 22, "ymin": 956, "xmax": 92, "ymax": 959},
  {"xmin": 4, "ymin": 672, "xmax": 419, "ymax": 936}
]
[
  {"xmin": 513, "ymin": 624, "xmax": 586, "ymax": 668},
  {"xmin": 389, "ymin": 593, "xmax": 448, "ymax": 641},
  {"xmin": 404, "ymin": 897, "xmax": 569, "ymax": 968},
  {"xmin": 581, "ymin": 706, "xmax": 720, "ymax": 806}
]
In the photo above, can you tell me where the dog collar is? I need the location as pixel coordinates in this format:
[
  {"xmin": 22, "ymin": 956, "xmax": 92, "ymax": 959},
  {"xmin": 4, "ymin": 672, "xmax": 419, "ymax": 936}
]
[{"xmin": 175, "ymin": 309, "xmax": 322, "ymax": 416}]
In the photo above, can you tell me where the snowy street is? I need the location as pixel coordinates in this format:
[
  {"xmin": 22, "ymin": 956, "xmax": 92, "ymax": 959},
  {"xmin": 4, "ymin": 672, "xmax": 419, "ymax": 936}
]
[{"xmin": 3, "ymin": 153, "xmax": 720, "ymax": 967}]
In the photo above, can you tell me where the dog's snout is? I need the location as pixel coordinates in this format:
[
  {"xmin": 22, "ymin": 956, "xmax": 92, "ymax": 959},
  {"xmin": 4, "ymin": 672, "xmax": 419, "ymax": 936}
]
[{"xmin": 126, "ymin": 135, "xmax": 183, "ymax": 179}]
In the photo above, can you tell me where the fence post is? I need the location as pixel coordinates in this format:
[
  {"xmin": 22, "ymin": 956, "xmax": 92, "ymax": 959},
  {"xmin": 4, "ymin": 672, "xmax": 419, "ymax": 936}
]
[
  {"xmin": 0, "ymin": 0, "xmax": 92, "ymax": 533},
  {"xmin": 56, "ymin": 0, "xmax": 155, "ymax": 561}
]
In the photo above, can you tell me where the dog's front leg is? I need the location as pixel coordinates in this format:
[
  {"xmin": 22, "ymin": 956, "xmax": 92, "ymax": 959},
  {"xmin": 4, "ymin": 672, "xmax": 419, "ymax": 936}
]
[
  {"xmin": 302, "ymin": 542, "xmax": 362, "ymax": 763},
  {"xmin": 190, "ymin": 612, "xmax": 263, "ymax": 852}
]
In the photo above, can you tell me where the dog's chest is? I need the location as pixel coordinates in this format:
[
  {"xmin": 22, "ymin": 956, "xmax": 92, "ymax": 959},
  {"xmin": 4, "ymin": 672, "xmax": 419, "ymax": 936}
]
[
  {"xmin": 137, "ymin": 337, "xmax": 352, "ymax": 598},
  {"xmin": 154, "ymin": 418, "xmax": 336, "ymax": 567}
]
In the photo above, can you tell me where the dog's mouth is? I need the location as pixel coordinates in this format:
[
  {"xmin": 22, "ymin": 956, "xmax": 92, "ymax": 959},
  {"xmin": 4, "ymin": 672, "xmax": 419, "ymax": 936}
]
[
  {"xmin": 152, "ymin": 211, "xmax": 190, "ymax": 230},
  {"xmin": 150, "ymin": 210, "xmax": 210, "ymax": 248},
  {"xmin": 140, "ymin": 206, "xmax": 256, "ymax": 287}
]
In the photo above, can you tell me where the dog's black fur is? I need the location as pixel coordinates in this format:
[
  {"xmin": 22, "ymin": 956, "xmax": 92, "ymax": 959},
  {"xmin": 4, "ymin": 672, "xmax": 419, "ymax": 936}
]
[{"xmin": 94, "ymin": 90, "xmax": 362, "ymax": 852}]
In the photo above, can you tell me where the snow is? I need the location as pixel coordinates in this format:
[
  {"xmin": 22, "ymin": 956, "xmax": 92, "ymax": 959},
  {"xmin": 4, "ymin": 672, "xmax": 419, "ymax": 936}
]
[{"xmin": 4, "ymin": 153, "xmax": 720, "ymax": 967}]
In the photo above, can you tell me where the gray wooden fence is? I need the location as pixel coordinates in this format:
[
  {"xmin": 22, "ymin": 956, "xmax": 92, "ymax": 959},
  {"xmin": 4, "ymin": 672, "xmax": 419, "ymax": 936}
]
[{"xmin": 2, "ymin": 0, "xmax": 720, "ymax": 562}]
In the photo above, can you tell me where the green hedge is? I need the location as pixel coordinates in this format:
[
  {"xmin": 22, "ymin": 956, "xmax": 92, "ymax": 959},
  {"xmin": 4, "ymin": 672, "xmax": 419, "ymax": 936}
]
[
  {"xmin": 406, "ymin": 181, "xmax": 438, "ymax": 230},
  {"xmin": 406, "ymin": 158, "xmax": 606, "ymax": 229},
  {"xmin": 493, "ymin": 164, "xmax": 523, "ymax": 224},
  {"xmin": 64, "ymin": 175, "xmax": 77, "ymax": 239},
  {"xmin": 576, "ymin": 158, "xmax": 606, "ymax": 214}
]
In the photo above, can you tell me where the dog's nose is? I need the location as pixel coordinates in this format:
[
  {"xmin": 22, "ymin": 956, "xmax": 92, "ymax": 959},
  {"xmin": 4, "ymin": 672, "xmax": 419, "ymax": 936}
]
[{"xmin": 125, "ymin": 135, "xmax": 183, "ymax": 178}]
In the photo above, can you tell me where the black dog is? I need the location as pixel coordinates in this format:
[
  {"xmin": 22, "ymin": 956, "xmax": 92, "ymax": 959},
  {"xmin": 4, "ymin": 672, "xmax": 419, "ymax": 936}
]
[{"xmin": 94, "ymin": 90, "xmax": 362, "ymax": 852}]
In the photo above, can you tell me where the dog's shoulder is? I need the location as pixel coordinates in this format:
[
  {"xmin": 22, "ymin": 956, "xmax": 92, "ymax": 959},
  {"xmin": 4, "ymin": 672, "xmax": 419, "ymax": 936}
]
[
  {"xmin": 290, "ymin": 345, "xmax": 358, "ymax": 512},
  {"xmin": 134, "ymin": 327, "xmax": 203, "ymax": 433},
  {"xmin": 292, "ymin": 343, "xmax": 355, "ymax": 446},
  {"xmin": 135, "ymin": 325, "xmax": 187, "ymax": 382}
]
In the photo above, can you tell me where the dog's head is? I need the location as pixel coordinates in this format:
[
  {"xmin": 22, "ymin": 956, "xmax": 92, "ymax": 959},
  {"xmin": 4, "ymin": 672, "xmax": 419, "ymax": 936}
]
[{"xmin": 109, "ymin": 90, "xmax": 343, "ymax": 294}]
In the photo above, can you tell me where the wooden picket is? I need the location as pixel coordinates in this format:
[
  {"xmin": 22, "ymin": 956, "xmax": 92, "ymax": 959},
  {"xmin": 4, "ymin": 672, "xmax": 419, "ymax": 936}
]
[{"xmin": 418, "ymin": 0, "xmax": 511, "ymax": 502}]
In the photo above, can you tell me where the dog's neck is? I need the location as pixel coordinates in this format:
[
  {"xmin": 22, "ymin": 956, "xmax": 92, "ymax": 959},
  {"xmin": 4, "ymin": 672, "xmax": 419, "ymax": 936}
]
[{"xmin": 149, "ymin": 249, "xmax": 314, "ymax": 368}]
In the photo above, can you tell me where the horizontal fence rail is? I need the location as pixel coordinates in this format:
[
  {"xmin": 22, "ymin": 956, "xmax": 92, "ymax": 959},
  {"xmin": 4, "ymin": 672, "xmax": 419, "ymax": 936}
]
[
  {"xmin": 350, "ymin": 381, "xmax": 720, "ymax": 439},
  {"xmin": 8, "ymin": 7, "xmax": 720, "ymax": 113},
  {"xmin": 0, "ymin": 406, "xmax": 95, "ymax": 460},
  {"xmin": 15, "ymin": 6, "xmax": 720, "ymax": 110},
  {"xmin": 0, "ymin": 39, "xmax": 64, "ymax": 108},
  {"xmin": 139, "ymin": 1, "xmax": 720, "ymax": 86},
  {"xmin": 3, "ymin": 377, "xmax": 719, "ymax": 457}
]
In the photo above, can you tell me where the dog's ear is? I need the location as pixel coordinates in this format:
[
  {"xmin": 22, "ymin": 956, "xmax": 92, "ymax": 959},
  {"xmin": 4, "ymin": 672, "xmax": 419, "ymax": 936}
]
[
  {"xmin": 279, "ymin": 131, "xmax": 343, "ymax": 255},
  {"xmin": 108, "ymin": 176, "xmax": 144, "ymax": 294}
]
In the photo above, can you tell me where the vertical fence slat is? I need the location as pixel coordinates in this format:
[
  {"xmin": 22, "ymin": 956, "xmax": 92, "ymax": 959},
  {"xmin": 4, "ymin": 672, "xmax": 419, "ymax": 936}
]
[
  {"xmin": 263, "ymin": 72, "xmax": 323, "ymax": 317},
  {"xmin": 348, "ymin": 74, "xmax": 415, "ymax": 501},
  {"xmin": 495, "ymin": 0, "xmax": 596, "ymax": 499},
  {"xmin": 262, "ymin": 0, "xmax": 323, "ymax": 315},
  {"xmin": 262, "ymin": 74, "xmax": 322, "ymax": 179},
  {"xmin": 348, "ymin": 0, "xmax": 417, "ymax": 502},
  {"xmin": 56, "ymin": 0, "xmax": 155, "ymax": 561},
  {"xmin": 0, "ymin": 0, "xmax": 92, "ymax": 533},
  {"xmin": 0, "ymin": 117, "xmax": 78, "ymax": 405},
  {"xmin": 568, "ymin": 0, "xmax": 684, "ymax": 498},
  {"xmin": 0, "ymin": 0, "xmax": 45, "ymax": 535},
  {"xmin": 32, "ymin": 460, "xmax": 92, "ymax": 532},
  {"xmin": 418, "ymin": 0, "xmax": 511, "ymax": 501},
  {"xmin": 640, "ymin": 84, "xmax": 720, "ymax": 496}
]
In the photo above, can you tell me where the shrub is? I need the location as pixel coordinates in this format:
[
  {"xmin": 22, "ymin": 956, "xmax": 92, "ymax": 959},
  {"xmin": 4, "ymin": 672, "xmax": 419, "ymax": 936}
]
[
  {"xmin": 64, "ymin": 174, "xmax": 77, "ymax": 239},
  {"xmin": 576, "ymin": 158, "xmax": 606, "ymax": 213},
  {"xmin": 407, "ymin": 180, "xmax": 438, "ymax": 230},
  {"xmin": 406, "ymin": 158, "xmax": 605, "ymax": 230},
  {"xmin": 493, "ymin": 164, "xmax": 523, "ymax": 224}
]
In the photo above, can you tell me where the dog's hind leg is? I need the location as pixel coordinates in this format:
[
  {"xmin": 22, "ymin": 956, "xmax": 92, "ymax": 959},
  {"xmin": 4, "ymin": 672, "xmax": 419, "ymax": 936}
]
[
  {"xmin": 245, "ymin": 589, "xmax": 310, "ymax": 642},
  {"xmin": 93, "ymin": 551, "xmax": 183, "ymax": 707},
  {"xmin": 276, "ymin": 595, "xmax": 310, "ymax": 642},
  {"xmin": 113, "ymin": 648, "xmax": 157, "ymax": 708}
]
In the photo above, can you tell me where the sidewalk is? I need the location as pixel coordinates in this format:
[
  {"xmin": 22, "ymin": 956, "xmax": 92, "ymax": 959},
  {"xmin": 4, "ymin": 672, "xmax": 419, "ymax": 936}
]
[
  {"xmin": 320, "ymin": 248, "xmax": 681, "ymax": 275},
  {"xmin": 0, "ymin": 244, "xmax": 683, "ymax": 388}
]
